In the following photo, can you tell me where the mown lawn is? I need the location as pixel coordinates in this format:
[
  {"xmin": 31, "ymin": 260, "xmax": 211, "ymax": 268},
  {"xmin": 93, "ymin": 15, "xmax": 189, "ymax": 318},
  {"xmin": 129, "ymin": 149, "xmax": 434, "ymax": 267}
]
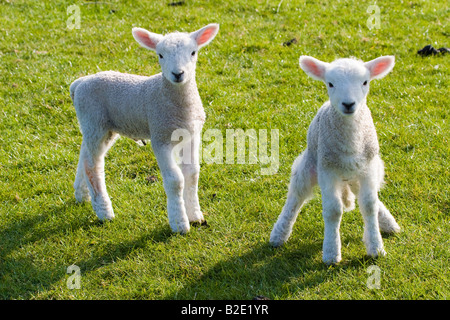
[{"xmin": 0, "ymin": 0, "xmax": 448, "ymax": 299}]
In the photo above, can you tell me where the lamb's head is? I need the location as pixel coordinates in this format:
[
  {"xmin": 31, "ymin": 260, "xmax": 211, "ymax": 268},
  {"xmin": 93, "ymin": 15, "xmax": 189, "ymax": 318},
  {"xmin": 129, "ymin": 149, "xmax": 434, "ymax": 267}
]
[
  {"xmin": 132, "ymin": 24, "xmax": 219, "ymax": 85},
  {"xmin": 299, "ymin": 55, "xmax": 395, "ymax": 116}
]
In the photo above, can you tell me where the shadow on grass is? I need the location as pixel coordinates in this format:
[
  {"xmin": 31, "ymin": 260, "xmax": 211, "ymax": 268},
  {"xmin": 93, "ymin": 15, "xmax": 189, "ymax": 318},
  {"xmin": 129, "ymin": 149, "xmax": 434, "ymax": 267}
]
[
  {"xmin": 0, "ymin": 199, "xmax": 175, "ymax": 299},
  {"xmin": 163, "ymin": 239, "xmax": 327, "ymax": 300},
  {"xmin": 0, "ymin": 199, "xmax": 386, "ymax": 299},
  {"xmin": 164, "ymin": 232, "xmax": 388, "ymax": 300},
  {"xmin": 0, "ymin": 201, "xmax": 78, "ymax": 299}
]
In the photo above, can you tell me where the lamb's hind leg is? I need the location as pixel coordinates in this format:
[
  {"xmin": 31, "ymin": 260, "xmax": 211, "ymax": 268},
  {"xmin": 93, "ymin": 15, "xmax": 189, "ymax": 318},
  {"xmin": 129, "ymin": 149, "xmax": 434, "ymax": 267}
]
[
  {"xmin": 359, "ymin": 175, "xmax": 385, "ymax": 258},
  {"xmin": 378, "ymin": 201, "xmax": 400, "ymax": 234},
  {"xmin": 82, "ymin": 131, "xmax": 118, "ymax": 221},
  {"xmin": 373, "ymin": 158, "xmax": 400, "ymax": 234},
  {"xmin": 74, "ymin": 140, "xmax": 90, "ymax": 203},
  {"xmin": 270, "ymin": 151, "xmax": 317, "ymax": 247}
]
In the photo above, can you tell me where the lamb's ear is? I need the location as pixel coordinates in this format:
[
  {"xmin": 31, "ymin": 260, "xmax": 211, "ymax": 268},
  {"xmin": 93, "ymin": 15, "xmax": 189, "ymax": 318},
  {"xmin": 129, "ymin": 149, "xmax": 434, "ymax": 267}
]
[
  {"xmin": 132, "ymin": 28, "xmax": 164, "ymax": 51},
  {"xmin": 191, "ymin": 24, "xmax": 219, "ymax": 49},
  {"xmin": 364, "ymin": 56, "xmax": 395, "ymax": 80},
  {"xmin": 299, "ymin": 56, "xmax": 329, "ymax": 81}
]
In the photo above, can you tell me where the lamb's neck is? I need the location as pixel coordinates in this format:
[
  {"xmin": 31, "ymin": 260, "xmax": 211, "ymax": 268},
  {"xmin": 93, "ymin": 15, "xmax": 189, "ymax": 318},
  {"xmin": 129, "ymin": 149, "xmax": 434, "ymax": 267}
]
[
  {"xmin": 327, "ymin": 102, "xmax": 379, "ymax": 157},
  {"xmin": 330, "ymin": 102, "xmax": 372, "ymax": 132},
  {"xmin": 161, "ymin": 76, "xmax": 201, "ymax": 106}
]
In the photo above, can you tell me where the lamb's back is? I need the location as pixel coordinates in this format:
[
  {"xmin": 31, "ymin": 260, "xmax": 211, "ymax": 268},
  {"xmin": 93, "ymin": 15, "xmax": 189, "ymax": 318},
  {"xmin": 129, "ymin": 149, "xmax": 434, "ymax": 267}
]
[{"xmin": 72, "ymin": 71, "xmax": 163, "ymax": 139}]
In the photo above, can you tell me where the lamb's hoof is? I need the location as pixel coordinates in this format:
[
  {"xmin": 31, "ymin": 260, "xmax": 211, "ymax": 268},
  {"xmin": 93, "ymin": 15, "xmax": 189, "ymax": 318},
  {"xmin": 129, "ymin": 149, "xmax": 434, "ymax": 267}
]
[
  {"xmin": 92, "ymin": 200, "xmax": 114, "ymax": 221},
  {"xmin": 188, "ymin": 210, "xmax": 205, "ymax": 224},
  {"xmin": 96, "ymin": 211, "xmax": 115, "ymax": 221},
  {"xmin": 379, "ymin": 221, "xmax": 401, "ymax": 234},
  {"xmin": 269, "ymin": 234, "xmax": 286, "ymax": 248},
  {"xmin": 322, "ymin": 254, "xmax": 342, "ymax": 265},
  {"xmin": 170, "ymin": 221, "xmax": 190, "ymax": 234},
  {"xmin": 366, "ymin": 247, "xmax": 386, "ymax": 259},
  {"xmin": 378, "ymin": 210, "xmax": 401, "ymax": 234},
  {"xmin": 191, "ymin": 220, "xmax": 208, "ymax": 227},
  {"xmin": 269, "ymin": 239, "xmax": 284, "ymax": 248},
  {"xmin": 269, "ymin": 227, "xmax": 289, "ymax": 247}
]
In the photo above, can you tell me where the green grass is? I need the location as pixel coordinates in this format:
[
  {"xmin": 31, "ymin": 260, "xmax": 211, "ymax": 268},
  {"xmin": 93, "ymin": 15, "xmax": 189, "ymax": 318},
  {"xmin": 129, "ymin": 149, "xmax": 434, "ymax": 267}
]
[{"xmin": 0, "ymin": 0, "xmax": 448, "ymax": 299}]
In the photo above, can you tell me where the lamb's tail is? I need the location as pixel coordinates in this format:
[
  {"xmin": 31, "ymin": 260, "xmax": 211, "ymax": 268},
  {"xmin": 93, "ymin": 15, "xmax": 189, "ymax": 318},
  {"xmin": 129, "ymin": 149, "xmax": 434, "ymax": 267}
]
[
  {"xmin": 342, "ymin": 184, "xmax": 356, "ymax": 212},
  {"xmin": 69, "ymin": 77, "xmax": 85, "ymax": 101}
]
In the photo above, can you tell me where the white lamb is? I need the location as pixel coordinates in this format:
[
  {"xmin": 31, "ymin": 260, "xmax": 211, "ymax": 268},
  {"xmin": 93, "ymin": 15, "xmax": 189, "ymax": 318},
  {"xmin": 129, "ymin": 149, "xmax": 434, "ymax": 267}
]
[
  {"xmin": 270, "ymin": 55, "xmax": 401, "ymax": 264},
  {"xmin": 69, "ymin": 24, "xmax": 219, "ymax": 234}
]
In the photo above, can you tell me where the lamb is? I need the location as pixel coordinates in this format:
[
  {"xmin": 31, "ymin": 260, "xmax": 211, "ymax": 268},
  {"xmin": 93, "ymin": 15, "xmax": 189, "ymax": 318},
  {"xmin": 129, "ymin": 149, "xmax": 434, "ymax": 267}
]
[
  {"xmin": 69, "ymin": 23, "xmax": 219, "ymax": 234},
  {"xmin": 270, "ymin": 55, "xmax": 401, "ymax": 264}
]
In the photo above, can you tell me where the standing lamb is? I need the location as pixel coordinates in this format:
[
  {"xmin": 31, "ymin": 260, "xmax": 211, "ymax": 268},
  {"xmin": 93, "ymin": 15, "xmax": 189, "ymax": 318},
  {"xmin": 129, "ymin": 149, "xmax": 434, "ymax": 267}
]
[
  {"xmin": 70, "ymin": 24, "xmax": 219, "ymax": 234},
  {"xmin": 270, "ymin": 55, "xmax": 401, "ymax": 264}
]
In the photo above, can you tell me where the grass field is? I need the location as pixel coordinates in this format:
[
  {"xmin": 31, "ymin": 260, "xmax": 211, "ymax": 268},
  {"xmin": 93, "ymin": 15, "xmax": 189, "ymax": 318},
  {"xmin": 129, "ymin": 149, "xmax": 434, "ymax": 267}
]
[{"xmin": 0, "ymin": 0, "xmax": 448, "ymax": 299}]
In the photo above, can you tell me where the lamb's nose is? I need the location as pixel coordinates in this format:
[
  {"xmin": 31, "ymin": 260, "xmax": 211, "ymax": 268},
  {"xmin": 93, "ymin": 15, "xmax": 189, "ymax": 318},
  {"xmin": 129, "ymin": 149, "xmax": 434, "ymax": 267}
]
[
  {"xmin": 342, "ymin": 102, "xmax": 355, "ymax": 110},
  {"xmin": 172, "ymin": 71, "xmax": 184, "ymax": 81}
]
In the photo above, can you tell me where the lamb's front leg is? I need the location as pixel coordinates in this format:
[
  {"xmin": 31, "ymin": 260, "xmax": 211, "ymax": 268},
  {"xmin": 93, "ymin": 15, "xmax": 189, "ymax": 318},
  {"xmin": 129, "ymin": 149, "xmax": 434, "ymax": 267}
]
[
  {"xmin": 153, "ymin": 141, "xmax": 190, "ymax": 234},
  {"xmin": 359, "ymin": 177, "xmax": 386, "ymax": 258},
  {"xmin": 177, "ymin": 126, "xmax": 204, "ymax": 224},
  {"xmin": 319, "ymin": 173, "xmax": 344, "ymax": 264},
  {"xmin": 181, "ymin": 162, "xmax": 204, "ymax": 224}
]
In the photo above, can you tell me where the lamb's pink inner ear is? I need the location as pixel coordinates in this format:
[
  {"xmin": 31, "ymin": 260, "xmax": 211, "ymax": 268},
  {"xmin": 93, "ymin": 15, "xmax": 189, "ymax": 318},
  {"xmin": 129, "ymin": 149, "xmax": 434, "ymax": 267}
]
[
  {"xmin": 135, "ymin": 30, "xmax": 157, "ymax": 49},
  {"xmin": 304, "ymin": 60, "xmax": 323, "ymax": 78},
  {"xmin": 372, "ymin": 61, "xmax": 390, "ymax": 77},
  {"xmin": 197, "ymin": 28, "xmax": 215, "ymax": 46}
]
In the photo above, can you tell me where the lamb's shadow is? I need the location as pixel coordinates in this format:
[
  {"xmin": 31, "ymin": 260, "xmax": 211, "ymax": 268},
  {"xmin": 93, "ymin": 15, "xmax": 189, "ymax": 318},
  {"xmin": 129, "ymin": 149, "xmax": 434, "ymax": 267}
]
[
  {"xmin": 0, "ymin": 199, "xmax": 89, "ymax": 298},
  {"xmin": 165, "ymin": 239, "xmax": 329, "ymax": 300},
  {"xmin": 166, "ymin": 229, "xmax": 389, "ymax": 299},
  {"xmin": 0, "ymin": 199, "xmax": 175, "ymax": 299},
  {"xmin": 0, "ymin": 197, "xmax": 387, "ymax": 299},
  {"xmin": 73, "ymin": 222, "xmax": 176, "ymax": 272}
]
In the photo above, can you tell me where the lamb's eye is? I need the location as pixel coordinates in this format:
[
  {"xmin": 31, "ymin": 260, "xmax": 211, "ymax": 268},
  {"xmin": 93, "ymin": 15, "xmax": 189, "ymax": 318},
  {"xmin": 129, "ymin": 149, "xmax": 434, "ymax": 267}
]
[
  {"xmin": 159, "ymin": 54, "xmax": 163, "ymax": 59},
  {"xmin": 363, "ymin": 80, "xmax": 368, "ymax": 86},
  {"xmin": 191, "ymin": 51, "xmax": 196, "ymax": 56},
  {"xmin": 328, "ymin": 82, "xmax": 334, "ymax": 88}
]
